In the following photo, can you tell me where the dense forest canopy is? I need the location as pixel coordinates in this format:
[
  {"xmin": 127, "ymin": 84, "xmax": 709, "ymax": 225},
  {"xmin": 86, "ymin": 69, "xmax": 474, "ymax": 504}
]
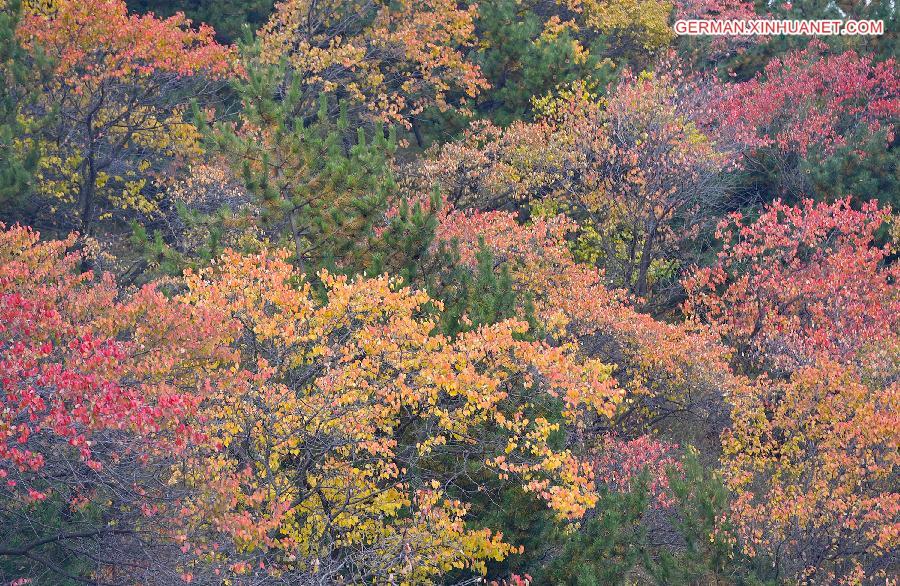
[{"xmin": 0, "ymin": 0, "xmax": 898, "ymax": 583}]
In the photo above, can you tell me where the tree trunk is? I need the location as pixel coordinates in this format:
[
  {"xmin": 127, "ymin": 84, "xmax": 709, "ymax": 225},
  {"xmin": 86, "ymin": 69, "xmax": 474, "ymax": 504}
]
[{"xmin": 635, "ymin": 224, "xmax": 659, "ymax": 299}]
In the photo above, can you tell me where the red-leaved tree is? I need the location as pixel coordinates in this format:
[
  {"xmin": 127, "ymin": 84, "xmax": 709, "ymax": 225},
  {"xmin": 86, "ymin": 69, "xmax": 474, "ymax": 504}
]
[
  {"xmin": 684, "ymin": 197, "xmax": 898, "ymax": 375},
  {"xmin": 685, "ymin": 199, "xmax": 900, "ymax": 582},
  {"xmin": 0, "ymin": 224, "xmax": 231, "ymax": 583}
]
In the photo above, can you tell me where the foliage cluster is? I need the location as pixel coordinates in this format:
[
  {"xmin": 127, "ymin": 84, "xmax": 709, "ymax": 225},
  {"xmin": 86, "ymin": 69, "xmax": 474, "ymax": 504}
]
[{"xmin": 1, "ymin": 0, "xmax": 898, "ymax": 584}]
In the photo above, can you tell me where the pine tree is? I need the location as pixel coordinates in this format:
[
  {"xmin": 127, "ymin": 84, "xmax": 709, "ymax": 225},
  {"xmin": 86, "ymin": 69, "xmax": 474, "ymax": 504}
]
[
  {"xmin": 425, "ymin": 237, "xmax": 532, "ymax": 338},
  {"xmin": 367, "ymin": 190, "xmax": 441, "ymax": 285},
  {"xmin": 649, "ymin": 450, "xmax": 773, "ymax": 585},
  {"xmin": 805, "ymin": 129, "xmax": 899, "ymax": 208},
  {"xmin": 201, "ymin": 43, "xmax": 401, "ymax": 277},
  {"xmin": 0, "ymin": 0, "xmax": 42, "ymax": 207},
  {"xmin": 540, "ymin": 480, "xmax": 650, "ymax": 586},
  {"xmin": 471, "ymin": 0, "xmax": 615, "ymax": 126}
]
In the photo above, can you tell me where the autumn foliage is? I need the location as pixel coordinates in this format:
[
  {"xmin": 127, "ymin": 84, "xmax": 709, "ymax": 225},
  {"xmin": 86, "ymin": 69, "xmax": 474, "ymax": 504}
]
[
  {"xmin": 424, "ymin": 69, "xmax": 734, "ymax": 299},
  {"xmin": 259, "ymin": 0, "xmax": 487, "ymax": 126},
  {"xmin": 19, "ymin": 0, "xmax": 233, "ymax": 83},
  {"xmin": 722, "ymin": 362, "xmax": 899, "ymax": 583},
  {"xmin": 1, "ymin": 0, "xmax": 899, "ymax": 583},
  {"xmin": 686, "ymin": 198, "xmax": 900, "ymax": 581},
  {"xmin": 716, "ymin": 41, "xmax": 899, "ymax": 157},
  {"xmin": 0, "ymin": 223, "xmax": 228, "ymax": 582},
  {"xmin": 15, "ymin": 0, "xmax": 234, "ymax": 235},
  {"xmin": 175, "ymin": 247, "xmax": 621, "ymax": 580},
  {"xmin": 684, "ymin": 198, "xmax": 898, "ymax": 373}
]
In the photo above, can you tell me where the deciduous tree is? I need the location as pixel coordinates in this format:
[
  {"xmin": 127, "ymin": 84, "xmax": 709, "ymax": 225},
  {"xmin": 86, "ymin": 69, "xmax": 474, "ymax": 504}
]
[
  {"xmin": 433, "ymin": 208, "xmax": 739, "ymax": 460},
  {"xmin": 684, "ymin": 198, "xmax": 899, "ymax": 375},
  {"xmin": 258, "ymin": 0, "xmax": 488, "ymax": 129},
  {"xmin": 423, "ymin": 69, "xmax": 736, "ymax": 302},
  {"xmin": 721, "ymin": 362, "xmax": 899, "ymax": 583},
  {"xmin": 173, "ymin": 247, "xmax": 622, "ymax": 582},
  {"xmin": 0, "ymin": 224, "xmax": 230, "ymax": 584},
  {"xmin": 17, "ymin": 0, "xmax": 234, "ymax": 237},
  {"xmin": 714, "ymin": 41, "xmax": 900, "ymax": 199}
]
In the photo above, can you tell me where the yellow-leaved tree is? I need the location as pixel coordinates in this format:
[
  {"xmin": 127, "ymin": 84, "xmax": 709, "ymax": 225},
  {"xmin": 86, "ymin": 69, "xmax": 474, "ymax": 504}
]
[
  {"xmin": 258, "ymin": 0, "xmax": 488, "ymax": 128},
  {"xmin": 172, "ymin": 247, "xmax": 621, "ymax": 583},
  {"xmin": 17, "ymin": 0, "xmax": 234, "ymax": 236}
]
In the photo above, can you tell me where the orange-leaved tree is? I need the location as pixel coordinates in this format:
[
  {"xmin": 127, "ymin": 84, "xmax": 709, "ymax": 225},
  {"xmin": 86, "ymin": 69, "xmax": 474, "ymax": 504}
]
[
  {"xmin": 0, "ymin": 225, "xmax": 622, "ymax": 583},
  {"xmin": 172, "ymin": 247, "xmax": 622, "ymax": 582},
  {"xmin": 721, "ymin": 363, "xmax": 899, "ymax": 583},
  {"xmin": 685, "ymin": 198, "xmax": 900, "ymax": 582},
  {"xmin": 17, "ymin": 0, "xmax": 235, "ymax": 237},
  {"xmin": 432, "ymin": 207, "xmax": 739, "ymax": 495}
]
